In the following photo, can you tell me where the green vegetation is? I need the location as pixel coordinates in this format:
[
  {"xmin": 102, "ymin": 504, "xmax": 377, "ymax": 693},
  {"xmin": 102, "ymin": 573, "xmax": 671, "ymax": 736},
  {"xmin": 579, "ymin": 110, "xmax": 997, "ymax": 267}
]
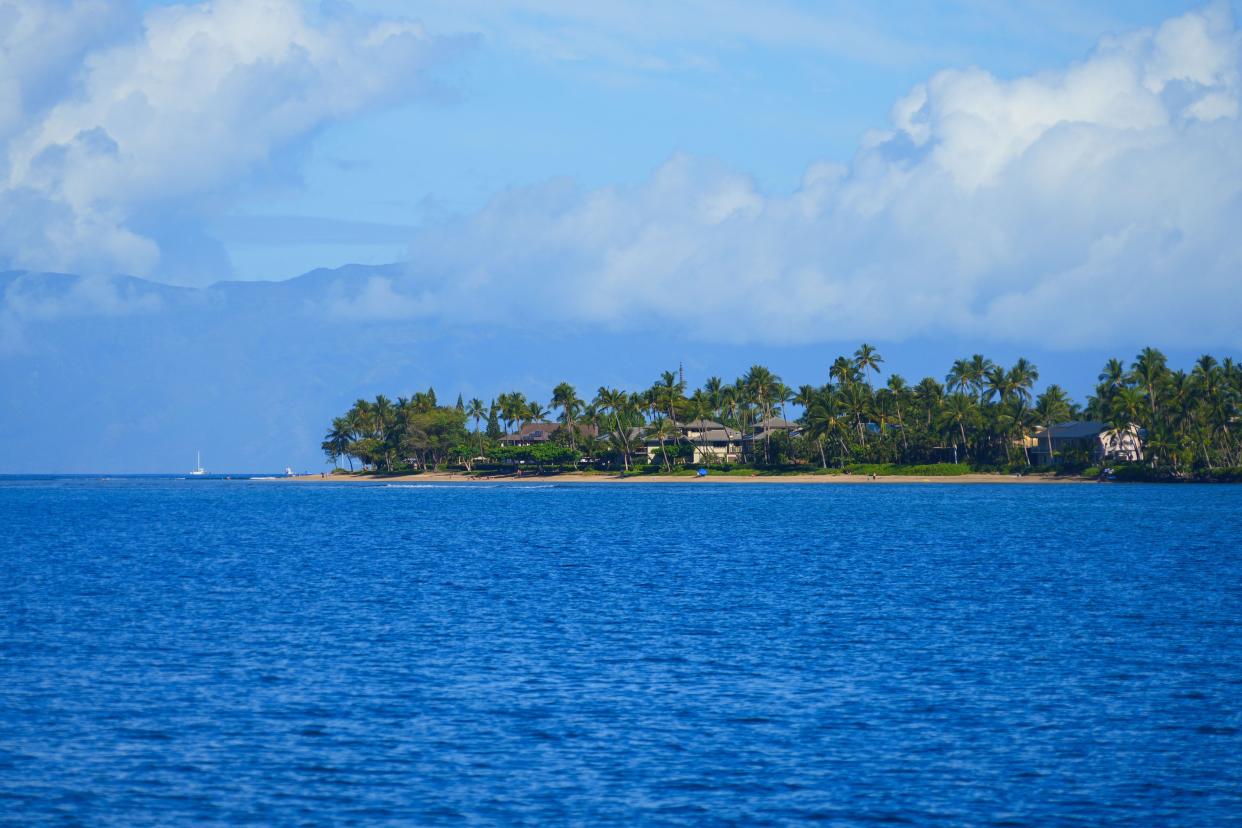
[{"xmin": 323, "ymin": 346, "xmax": 1241, "ymax": 481}]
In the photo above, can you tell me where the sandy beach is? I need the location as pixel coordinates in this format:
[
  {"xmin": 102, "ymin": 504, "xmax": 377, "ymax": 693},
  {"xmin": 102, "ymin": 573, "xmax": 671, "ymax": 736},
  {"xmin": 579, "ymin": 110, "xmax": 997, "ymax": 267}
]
[{"xmin": 278, "ymin": 471, "xmax": 1091, "ymax": 485}]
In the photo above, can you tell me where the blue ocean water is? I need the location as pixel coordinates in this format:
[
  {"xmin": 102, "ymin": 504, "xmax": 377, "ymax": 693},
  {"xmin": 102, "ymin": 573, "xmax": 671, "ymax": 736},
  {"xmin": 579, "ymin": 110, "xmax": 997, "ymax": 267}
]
[{"xmin": 2, "ymin": 478, "xmax": 1241, "ymax": 826}]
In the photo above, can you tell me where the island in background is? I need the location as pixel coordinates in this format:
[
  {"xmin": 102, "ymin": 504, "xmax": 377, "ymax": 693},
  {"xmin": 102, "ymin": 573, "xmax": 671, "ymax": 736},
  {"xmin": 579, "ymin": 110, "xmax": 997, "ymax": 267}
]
[{"xmin": 315, "ymin": 346, "xmax": 1241, "ymax": 484}]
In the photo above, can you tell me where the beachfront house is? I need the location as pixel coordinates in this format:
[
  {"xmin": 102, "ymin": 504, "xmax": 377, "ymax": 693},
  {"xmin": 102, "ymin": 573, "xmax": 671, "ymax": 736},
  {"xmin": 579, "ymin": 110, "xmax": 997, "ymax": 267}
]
[
  {"xmin": 637, "ymin": 420, "xmax": 744, "ymax": 465},
  {"xmin": 740, "ymin": 416, "xmax": 801, "ymax": 455},
  {"xmin": 498, "ymin": 422, "xmax": 597, "ymax": 447},
  {"xmin": 679, "ymin": 419, "xmax": 744, "ymax": 464},
  {"xmin": 1028, "ymin": 421, "xmax": 1144, "ymax": 466}
]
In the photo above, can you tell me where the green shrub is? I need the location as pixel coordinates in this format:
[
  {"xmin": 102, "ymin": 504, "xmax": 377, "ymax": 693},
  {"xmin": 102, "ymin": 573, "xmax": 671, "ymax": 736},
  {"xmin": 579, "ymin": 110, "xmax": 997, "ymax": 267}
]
[{"xmin": 1110, "ymin": 465, "xmax": 1170, "ymax": 482}]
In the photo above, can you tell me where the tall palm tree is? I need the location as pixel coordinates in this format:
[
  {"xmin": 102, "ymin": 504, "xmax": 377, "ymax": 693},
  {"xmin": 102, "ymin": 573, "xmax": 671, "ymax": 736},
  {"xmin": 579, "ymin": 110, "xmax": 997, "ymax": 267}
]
[
  {"xmin": 1132, "ymin": 347, "xmax": 1168, "ymax": 426},
  {"xmin": 803, "ymin": 391, "xmax": 849, "ymax": 468},
  {"xmin": 984, "ymin": 365, "xmax": 1015, "ymax": 404},
  {"xmin": 854, "ymin": 343, "xmax": 884, "ymax": 388},
  {"xmin": 914, "ymin": 377, "xmax": 944, "ymax": 428},
  {"xmin": 840, "ymin": 381, "xmax": 871, "ymax": 445},
  {"xmin": 552, "ymin": 382, "xmax": 583, "ymax": 448},
  {"xmin": 321, "ymin": 417, "xmax": 353, "ymax": 470},
  {"xmin": 1009, "ymin": 358, "xmax": 1039, "ymax": 404},
  {"xmin": 372, "ymin": 395, "xmax": 396, "ymax": 470},
  {"xmin": 526, "ymin": 401, "xmax": 549, "ymax": 423},
  {"xmin": 703, "ymin": 376, "xmax": 724, "ymax": 419},
  {"xmin": 829, "ymin": 355, "xmax": 857, "ymax": 387},
  {"xmin": 793, "ymin": 384, "xmax": 818, "ymax": 414},
  {"xmin": 657, "ymin": 370, "xmax": 685, "ymax": 421},
  {"xmin": 594, "ymin": 387, "xmax": 634, "ymax": 471},
  {"xmin": 939, "ymin": 393, "xmax": 977, "ymax": 463},
  {"xmin": 966, "ymin": 354, "xmax": 994, "ymax": 400},
  {"xmin": 886, "ymin": 374, "xmax": 911, "ymax": 454},
  {"xmin": 1033, "ymin": 385, "xmax": 1071, "ymax": 466},
  {"xmin": 1098, "ymin": 358, "xmax": 1126, "ymax": 391},
  {"xmin": 684, "ymin": 390, "xmax": 715, "ymax": 462},
  {"xmin": 946, "ymin": 359, "xmax": 971, "ymax": 395},
  {"xmin": 466, "ymin": 398, "xmax": 486, "ymax": 432},
  {"xmin": 743, "ymin": 364, "xmax": 781, "ymax": 463},
  {"xmin": 647, "ymin": 417, "xmax": 679, "ymax": 472}
]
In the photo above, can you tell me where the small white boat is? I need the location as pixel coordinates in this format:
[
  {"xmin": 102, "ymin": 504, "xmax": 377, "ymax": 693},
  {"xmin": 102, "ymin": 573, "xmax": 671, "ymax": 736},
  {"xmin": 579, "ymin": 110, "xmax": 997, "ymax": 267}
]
[{"xmin": 190, "ymin": 451, "xmax": 207, "ymax": 476}]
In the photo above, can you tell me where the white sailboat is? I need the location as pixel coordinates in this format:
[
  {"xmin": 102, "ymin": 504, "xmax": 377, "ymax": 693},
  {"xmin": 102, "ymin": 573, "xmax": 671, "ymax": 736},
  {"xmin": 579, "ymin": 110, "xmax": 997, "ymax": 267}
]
[{"xmin": 190, "ymin": 450, "xmax": 207, "ymax": 476}]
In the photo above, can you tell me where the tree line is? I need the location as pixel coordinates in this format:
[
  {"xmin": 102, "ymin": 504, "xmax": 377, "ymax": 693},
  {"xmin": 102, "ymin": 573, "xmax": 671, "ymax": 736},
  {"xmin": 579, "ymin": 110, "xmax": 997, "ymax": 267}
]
[{"xmin": 322, "ymin": 346, "xmax": 1241, "ymax": 477}]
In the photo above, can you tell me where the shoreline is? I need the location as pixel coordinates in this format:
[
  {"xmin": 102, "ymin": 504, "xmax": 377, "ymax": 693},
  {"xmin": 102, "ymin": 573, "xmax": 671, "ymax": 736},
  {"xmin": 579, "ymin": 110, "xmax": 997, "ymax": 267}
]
[{"xmin": 275, "ymin": 471, "xmax": 1092, "ymax": 485}]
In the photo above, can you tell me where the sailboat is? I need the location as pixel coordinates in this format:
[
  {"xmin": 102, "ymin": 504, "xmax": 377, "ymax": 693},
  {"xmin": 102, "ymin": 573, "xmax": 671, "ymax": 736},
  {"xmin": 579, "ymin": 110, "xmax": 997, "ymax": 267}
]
[{"xmin": 190, "ymin": 451, "xmax": 207, "ymax": 476}]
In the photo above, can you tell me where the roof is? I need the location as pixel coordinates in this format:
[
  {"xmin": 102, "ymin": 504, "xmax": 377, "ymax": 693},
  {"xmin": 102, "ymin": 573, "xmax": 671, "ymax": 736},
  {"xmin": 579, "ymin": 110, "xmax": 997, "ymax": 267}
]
[
  {"xmin": 498, "ymin": 421, "xmax": 597, "ymax": 443},
  {"xmin": 599, "ymin": 426, "xmax": 648, "ymax": 445},
  {"xmin": 1035, "ymin": 420, "xmax": 1107, "ymax": 440},
  {"xmin": 681, "ymin": 418, "xmax": 724, "ymax": 430},
  {"xmin": 755, "ymin": 417, "xmax": 796, "ymax": 429}
]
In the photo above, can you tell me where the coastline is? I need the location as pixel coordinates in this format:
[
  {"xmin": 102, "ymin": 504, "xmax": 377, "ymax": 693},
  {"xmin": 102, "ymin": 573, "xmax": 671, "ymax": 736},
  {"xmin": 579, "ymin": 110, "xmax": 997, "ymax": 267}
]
[{"xmin": 275, "ymin": 471, "xmax": 1092, "ymax": 485}]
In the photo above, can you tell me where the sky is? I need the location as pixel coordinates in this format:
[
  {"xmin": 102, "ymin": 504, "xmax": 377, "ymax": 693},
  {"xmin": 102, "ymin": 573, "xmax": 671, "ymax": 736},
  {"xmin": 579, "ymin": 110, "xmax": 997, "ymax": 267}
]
[{"xmin": 2, "ymin": 0, "xmax": 1242, "ymax": 471}]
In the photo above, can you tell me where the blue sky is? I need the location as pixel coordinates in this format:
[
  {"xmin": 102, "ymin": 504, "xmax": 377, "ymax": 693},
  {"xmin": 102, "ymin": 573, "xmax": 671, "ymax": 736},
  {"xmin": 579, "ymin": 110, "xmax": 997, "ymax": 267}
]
[
  {"xmin": 3, "ymin": 0, "xmax": 1242, "ymax": 471},
  {"xmin": 216, "ymin": 0, "xmax": 1231, "ymax": 280}
]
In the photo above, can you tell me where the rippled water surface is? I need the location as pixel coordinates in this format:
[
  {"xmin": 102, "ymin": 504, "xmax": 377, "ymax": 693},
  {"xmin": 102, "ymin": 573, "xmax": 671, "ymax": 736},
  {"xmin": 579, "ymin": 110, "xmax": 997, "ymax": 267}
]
[{"xmin": 3, "ymin": 479, "xmax": 1241, "ymax": 825}]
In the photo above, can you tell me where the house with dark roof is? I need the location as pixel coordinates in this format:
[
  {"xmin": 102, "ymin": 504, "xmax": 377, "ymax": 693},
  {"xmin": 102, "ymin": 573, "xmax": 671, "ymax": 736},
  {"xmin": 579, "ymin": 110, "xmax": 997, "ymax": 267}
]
[
  {"xmin": 680, "ymin": 419, "xmax": 743, "ymax": 463},
  {"xmin": 635, "ymin": 419, "xmax": 744, "ymax": 464},
  {"xmin": 741, "ymin": 416, "xmax": 801, "ymax": 451},
  {"xmin": 498, "ymin": 422, "xmax": 597, "ymax": 446},
  {"xmin": 1028, "ymin": 421, "xmax": 1144, "ymax": 465}
]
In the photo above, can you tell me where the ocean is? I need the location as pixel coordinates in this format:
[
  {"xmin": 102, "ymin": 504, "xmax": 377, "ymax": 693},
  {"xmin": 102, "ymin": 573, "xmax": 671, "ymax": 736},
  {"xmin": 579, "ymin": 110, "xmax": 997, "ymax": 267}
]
[{"xmin": 2, "ymin": 477, "xmax": 1241, "ymax": 825}]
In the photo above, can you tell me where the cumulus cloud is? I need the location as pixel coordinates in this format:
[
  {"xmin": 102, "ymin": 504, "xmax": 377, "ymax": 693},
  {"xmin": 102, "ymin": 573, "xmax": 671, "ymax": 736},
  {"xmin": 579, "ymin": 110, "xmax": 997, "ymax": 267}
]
[
  {"xmin": 0, "ymin": 0, "xmax": 463, "ymax": 280},
  {"xmin": 368, "ymin": 4, "xmax": 1242, "ymax": 349},
  {"xmin": 0, "ymin": 270, "xmax": 168, "ymax": 352}
]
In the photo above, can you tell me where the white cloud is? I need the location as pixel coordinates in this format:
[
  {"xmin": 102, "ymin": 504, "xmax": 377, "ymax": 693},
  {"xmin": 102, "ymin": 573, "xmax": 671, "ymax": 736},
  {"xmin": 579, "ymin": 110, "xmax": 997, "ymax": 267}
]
[
  {"xmin": 0, "ymin": 0, "xmax": 462, "ymax": 280},
  {"xmin": 317, "ymin": 276, "xmax": 430, "ymax": 321},
  {"xmin": 0, "ymin": 270, "xmax": 167, "ymax": 352},
  {"xmin": 363, "ymin": 5, "xmax": 1242, "ymax": 349},
  {"xmin": 357, "ymin": 0, "xmax": 931, "ymax": 72}
]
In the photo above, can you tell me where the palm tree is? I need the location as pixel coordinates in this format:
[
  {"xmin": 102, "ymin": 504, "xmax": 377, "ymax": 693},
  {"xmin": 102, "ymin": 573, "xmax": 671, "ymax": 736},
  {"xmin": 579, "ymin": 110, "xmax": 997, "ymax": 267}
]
[
  {"xmin": 703, "ymin": 376, "xmax": 725, "ymax": 420},
  {"xmin": 914, "ymin": 377, "xmax": 944, "ymax": 428},
  {"xmin": 886, "ymin": 374, "xmax": 911, "ymax": 454},
  {"xmin": 793, "ymin": 384, "xmax": 818, "ymax": 413},
  {"xmin": 966, "ymin": 354, "xmax": 994, "ymax": 400},
  {"xmin": 839, "ymin": 381, "xmax": 871, "ymax": 445},
  {"xmin": 321, "ymin": 417, "xmax": 353, "ymax": 470},
  {"xmin": 1098, "ymin": 358, "xmax": 1126, "ymax": 391},
  {"xmin": 946, "ymin": 359, "xmax": 970, "ymax": 395},
  {"xmin": 648, "ymin": 417, "xmax": 679, "ymax": 472},
  {"xmin": 939, "ymin": 393, "xmax": 977, "ymax": 463},
  {"xmin": 466, "ymin": 398, "xmax": 486, "ymax": 432},
  {"xmin": 1132, "ymin": 347, "xmax": 1168, "ymax": 426},
  {"xmin": 372, "ymin": 395, "xmax": 396, "ymax": 470},
  {"xmin": 743, "ymin": 364, "xmax": 781, "ymax": 463},
  {"xmin": 776, "ymin": 382, "xmax": 794, "ymax": 421},
  {"xmin": 526, "ymin": 400, "xmax": 549, "ymax": 423},
  {"xmin": 829, "ymin": 355, "xmax": 857, "ymax": 387},
  {"xmin": 983, "ymin": 365, "xmax": 1013, "ymax": 404},
  {"xmin": 683, "ymin": 390, "xmax": 715, "ymax": 462},
  {"xmin": 655, "ymin": 370, "xmax": 685, "ymax": 422},
  {"xmin": 1033, "ymin": 385, "xmax": 1071, "ymax": 466},
  {"xmin": 594, "ymin": 387, "xmax": 634, "ymax": 471},
  {"xmin": 854, "ymin": 343, "xmax": 884, "ymax": 388},
  {"xmin": 495, "ymin": 392, "xmax": 520, "ymax": 434},
  {"xmin": 551, "ymin": 382, "xmax": 584, "ymax": 448},
  {"xmin": 1009, "ymin": 358, "xmax": 1039, "ymax": 404},
  {"xmin": 803, "ymin": 391, "xmax": 849, "ymax": 468}
]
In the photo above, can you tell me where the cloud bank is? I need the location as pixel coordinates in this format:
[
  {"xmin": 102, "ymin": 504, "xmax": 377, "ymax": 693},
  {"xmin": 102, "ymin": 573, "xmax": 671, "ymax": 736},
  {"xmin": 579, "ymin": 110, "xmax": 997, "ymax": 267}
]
[
  {"xmin": 365, "ymin": 5, "xmax": 1241, "ymax": 349},
  {"xmin": 0, "ymin": 0, "xmax": 460, "ymax": 281}
]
